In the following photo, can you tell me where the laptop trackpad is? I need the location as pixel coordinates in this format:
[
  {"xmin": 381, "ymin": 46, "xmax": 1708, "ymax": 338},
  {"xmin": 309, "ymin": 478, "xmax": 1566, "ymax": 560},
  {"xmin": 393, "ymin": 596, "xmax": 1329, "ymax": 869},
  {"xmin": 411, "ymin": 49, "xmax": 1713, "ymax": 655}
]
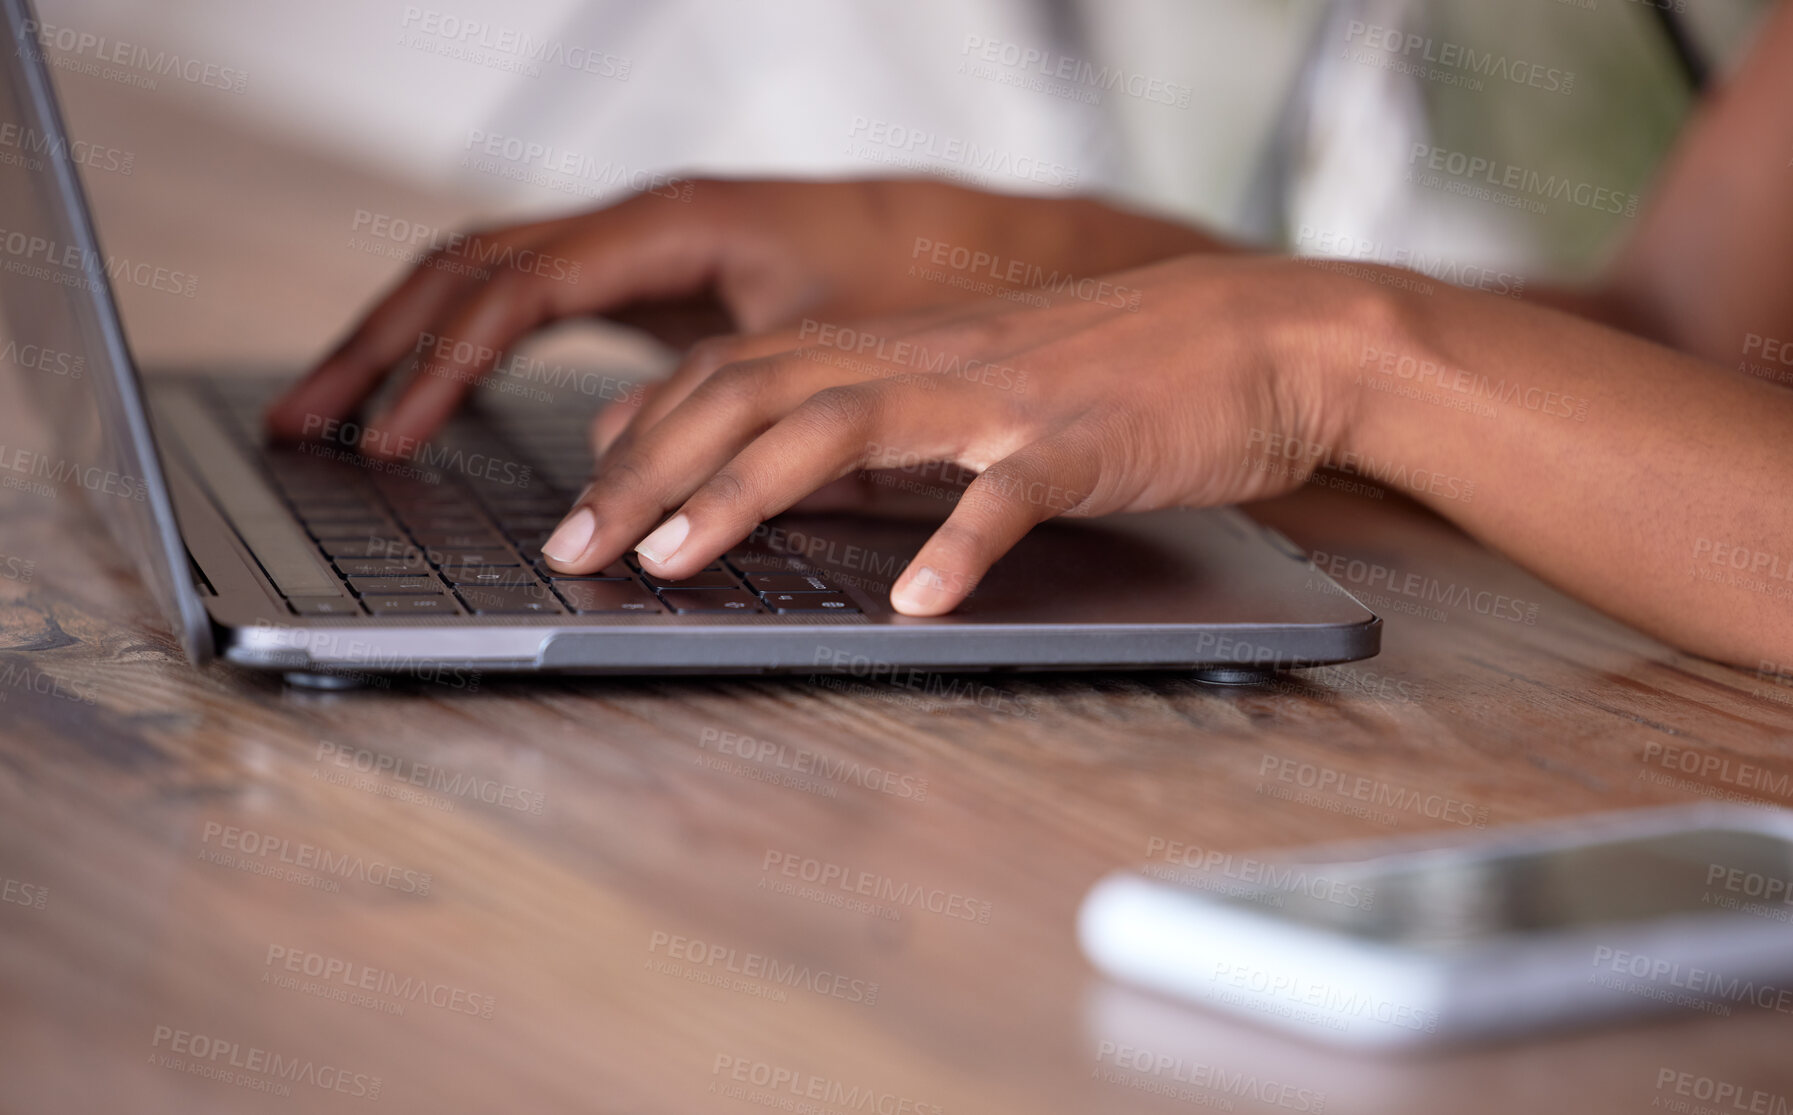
[{"xmin": 759, "ymin": 509, "xmax": 1355, "ymax": 627}]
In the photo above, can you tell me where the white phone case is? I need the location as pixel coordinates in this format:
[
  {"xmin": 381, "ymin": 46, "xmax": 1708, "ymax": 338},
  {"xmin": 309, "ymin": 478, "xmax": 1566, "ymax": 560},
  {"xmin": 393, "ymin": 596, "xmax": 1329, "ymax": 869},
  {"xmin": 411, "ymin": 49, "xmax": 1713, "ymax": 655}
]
[{"xmin": 1078, "ymin": 804, "xmax": 1793, "ymax": 1048}]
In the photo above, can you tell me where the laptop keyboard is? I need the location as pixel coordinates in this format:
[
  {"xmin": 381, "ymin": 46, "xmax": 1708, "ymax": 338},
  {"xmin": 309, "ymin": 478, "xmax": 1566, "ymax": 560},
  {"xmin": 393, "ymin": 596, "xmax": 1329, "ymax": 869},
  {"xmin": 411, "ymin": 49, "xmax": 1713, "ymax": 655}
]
[{"xmin": 205, "ymin": 382, "xmax": 860, "ymax": 619}]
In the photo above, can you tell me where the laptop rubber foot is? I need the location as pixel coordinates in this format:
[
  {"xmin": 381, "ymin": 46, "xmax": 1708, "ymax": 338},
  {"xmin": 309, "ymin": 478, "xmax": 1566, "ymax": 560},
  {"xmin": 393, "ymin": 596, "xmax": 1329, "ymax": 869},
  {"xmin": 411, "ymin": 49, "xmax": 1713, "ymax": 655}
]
[
  {"xmin": 1191, "ymin": 666, "xmax": 1276, "ymax": 686},
  {"xmin": 282, "ymin": 671, "xmax": 366, "ymax": 690}
]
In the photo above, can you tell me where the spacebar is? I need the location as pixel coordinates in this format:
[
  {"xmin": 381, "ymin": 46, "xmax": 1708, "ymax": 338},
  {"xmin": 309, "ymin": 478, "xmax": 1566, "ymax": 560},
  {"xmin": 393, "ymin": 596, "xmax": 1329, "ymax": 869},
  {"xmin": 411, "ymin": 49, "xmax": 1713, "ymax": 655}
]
[{"xmin": 151, "ymin": 389, "xmax": 344, "ymax": 598}]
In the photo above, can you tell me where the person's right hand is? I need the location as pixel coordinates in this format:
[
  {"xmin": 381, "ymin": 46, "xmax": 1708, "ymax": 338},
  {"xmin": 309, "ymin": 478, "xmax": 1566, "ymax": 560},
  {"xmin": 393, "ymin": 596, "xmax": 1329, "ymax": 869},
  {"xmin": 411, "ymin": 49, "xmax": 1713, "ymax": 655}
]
[{"xmin": 263, "ymin": 178, "xmax": 1226, "ymax": 457}]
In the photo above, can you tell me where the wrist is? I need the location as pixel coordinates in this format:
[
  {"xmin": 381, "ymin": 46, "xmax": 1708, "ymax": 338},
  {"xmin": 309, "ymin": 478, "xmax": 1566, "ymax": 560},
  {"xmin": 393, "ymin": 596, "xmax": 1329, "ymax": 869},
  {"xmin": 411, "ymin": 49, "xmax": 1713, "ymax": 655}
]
[
  {"xmin": 1269, "ymin": 259, "xmax": 1427, "ymax": 463},
  {"xmin": 1303, "ymin": 262, "xmax": 1500, "ymax": 511}
]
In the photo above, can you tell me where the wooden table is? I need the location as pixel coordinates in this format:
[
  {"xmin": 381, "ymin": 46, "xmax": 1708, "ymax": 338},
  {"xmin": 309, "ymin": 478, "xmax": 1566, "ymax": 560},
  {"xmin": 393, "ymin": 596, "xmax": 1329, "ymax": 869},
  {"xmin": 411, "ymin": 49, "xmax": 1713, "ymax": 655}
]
[{"xmin": 5, "ymin": 61, "xmax": 1792, "ymax": 1115}]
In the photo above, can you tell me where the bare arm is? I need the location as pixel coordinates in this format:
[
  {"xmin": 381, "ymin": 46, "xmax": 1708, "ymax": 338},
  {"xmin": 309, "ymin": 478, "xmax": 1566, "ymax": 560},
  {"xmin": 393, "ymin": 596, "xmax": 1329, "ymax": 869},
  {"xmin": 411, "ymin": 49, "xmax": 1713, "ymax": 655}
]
[
  {"xmin": 1533, "ymin": 1, "xmax": 1793, "ymax": 365},
  {"xmin": 1346, "ymin": 271, "xmax": 1793, "ymax": 669},
  {"xmin": 514, "ymin": 242, "xmax": 1789, "ymax": 672}
]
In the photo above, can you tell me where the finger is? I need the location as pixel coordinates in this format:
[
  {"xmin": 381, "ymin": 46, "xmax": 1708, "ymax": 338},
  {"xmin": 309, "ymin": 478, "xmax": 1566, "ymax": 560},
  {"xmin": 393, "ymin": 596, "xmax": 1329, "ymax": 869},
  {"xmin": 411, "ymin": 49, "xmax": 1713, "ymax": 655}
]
[
  {"xmin": 787, "ymin": 466, "xmax": 972, "ymax": 517},
  {"xmin": 264, "ymin": 257, "xmax": 478, "ymax": 440},
  {"xmin": 355, "ymin": 208, "xmax": 739, "ymax": 457},
  {"xmin": 265, "ymin": 215, "xmax": 587, "ymax": 440},
  {"xmin": 595, "ymin": 331, "xmax": 812, "ymax": 464},
  {"xmin": 540, "ymin": 355, "xmax": 863, "ymax": 573},
  {"xmin": 889, "ymin": 433, "xmax": 1101, "ymax": 616},
  {"xmin": 631, "ymin": 379, "xmax": 964, "ymax": 582},
  {"xmin": 590, "ymin": 381, "xmax": 664, "ymax": 457},
  {"xmin": 605, "ymin": 298, "xmax": 1011, "ymax": 463}
]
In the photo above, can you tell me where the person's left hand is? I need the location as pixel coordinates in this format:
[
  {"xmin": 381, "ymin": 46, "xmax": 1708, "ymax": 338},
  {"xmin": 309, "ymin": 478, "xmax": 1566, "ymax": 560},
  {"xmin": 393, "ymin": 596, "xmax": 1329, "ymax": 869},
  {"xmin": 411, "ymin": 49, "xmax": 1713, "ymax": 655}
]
[{"xmin": 539, "ymin": 254, "xmax": 1377, "ymax": 614}]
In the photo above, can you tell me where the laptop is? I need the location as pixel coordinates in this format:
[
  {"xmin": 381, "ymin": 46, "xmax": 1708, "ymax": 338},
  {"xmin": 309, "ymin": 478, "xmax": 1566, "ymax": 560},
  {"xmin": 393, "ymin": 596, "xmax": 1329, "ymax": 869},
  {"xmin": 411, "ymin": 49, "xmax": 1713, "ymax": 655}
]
[{"xmin": 0, "ymin": 0, "xmax": 1378, "ymax": 686}]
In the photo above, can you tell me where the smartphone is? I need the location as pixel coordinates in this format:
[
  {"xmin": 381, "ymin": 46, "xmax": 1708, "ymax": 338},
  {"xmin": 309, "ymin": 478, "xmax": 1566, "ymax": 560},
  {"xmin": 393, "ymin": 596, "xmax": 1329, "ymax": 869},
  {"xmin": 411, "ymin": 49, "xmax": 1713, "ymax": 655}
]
[{"xmin": 1078, "ymin": 804, "xmax": 1793, "ymax": 1048}]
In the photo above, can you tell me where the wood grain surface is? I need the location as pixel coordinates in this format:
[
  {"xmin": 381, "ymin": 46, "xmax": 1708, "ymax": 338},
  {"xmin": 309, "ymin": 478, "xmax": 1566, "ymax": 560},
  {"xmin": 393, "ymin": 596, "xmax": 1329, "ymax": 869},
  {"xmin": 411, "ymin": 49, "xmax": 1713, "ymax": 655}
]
[{"xmin": 3, "ymin": 55, "xmax": 1791, "ymax": 1115}]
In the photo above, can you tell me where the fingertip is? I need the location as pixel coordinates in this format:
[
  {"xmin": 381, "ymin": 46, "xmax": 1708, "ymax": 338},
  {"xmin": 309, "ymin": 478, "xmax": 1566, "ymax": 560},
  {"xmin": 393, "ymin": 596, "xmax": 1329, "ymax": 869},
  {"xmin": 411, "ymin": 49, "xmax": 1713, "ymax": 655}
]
[
  {"xmin": 890, "ymin": 564, "xmax": 960, "ymax": 616},
  {"xmin": 262, "ymin": 355, "xmax": 360, "ymax": 440},
  {"xmin": 261, "ymin": 405, "xmax": 304, "ymax": 442},
  {"xmin": 263, "ymin": 389, "xmax": 324, "ymax": 442},
  {"xmin": 634, "ymin": 513, "xmax": 690, "ymax": 569},
  {"xmin": 542, "ymin": 506, "xmax": 598, "ymax": 570}
]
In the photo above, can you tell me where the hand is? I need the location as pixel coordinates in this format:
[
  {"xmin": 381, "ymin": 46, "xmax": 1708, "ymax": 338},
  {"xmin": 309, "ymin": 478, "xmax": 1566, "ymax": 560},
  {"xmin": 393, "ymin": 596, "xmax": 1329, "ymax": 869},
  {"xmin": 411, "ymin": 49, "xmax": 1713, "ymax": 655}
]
[
  {"xmin": 539, "ymin": 255, "xmax": 1374, "ymax": 615},
  {"xmin": 263, "ymin": 178, "xmax": 1223, "ymax": 452}
]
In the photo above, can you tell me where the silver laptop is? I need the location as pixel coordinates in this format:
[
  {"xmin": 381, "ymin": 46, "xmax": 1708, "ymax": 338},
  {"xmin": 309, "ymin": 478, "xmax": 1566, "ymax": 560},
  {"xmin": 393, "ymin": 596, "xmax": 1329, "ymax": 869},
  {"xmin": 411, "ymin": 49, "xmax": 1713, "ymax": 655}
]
[{"xmin": 0, "ymin": 0, "xmax": 1378, "ymax": 686}]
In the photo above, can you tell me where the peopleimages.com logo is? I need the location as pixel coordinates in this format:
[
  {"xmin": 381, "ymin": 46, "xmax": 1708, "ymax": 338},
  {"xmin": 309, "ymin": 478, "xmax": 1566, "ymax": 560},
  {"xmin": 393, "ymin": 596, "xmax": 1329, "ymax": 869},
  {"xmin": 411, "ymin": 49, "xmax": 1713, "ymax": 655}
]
[{"xmin": 19, "ymin": 18, "xmax": 248, "ymax": 93}]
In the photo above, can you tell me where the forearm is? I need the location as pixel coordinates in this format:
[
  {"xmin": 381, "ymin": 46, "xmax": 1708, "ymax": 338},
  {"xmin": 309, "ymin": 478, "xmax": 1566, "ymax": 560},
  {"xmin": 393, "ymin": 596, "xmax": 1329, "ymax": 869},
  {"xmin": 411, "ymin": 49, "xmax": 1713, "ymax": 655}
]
[
  {"xmin": 1327, "ymin": 272, "xmax": 1793, "ymax": 668},
  {"xmin": 900, "ymin": 181, "xmax": 1238, "ymax": 283},
  {"xmin": 1587, "ymin": 1, "xmax": 1793, "ymax": 362}
]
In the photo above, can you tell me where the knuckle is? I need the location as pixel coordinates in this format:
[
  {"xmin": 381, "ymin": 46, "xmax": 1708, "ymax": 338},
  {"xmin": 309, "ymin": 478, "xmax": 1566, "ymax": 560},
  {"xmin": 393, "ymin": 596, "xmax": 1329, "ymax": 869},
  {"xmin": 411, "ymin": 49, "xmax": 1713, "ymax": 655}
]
[
  {"xmin": 597, "ymin": 452, "xmax": 654, "ymax": 498},
  {"xmin": 968, "ymin": 453, "xmax": 1058, "ymax": 518},
  {"xmin": 694, "ymin": 358, "xmax": 770, "ymax": 407},
  {"xmin": 694, "ymin": 467, "xmax": 753, "ymax": 511},
  {"xmin": 797, "ymin": 384, "xmax": 876, "ymax": 433},
  {"xmin": 973, "ymin": 455, "xmax": 1037, "ymax": 491},
  {"xmin": 941, "ymin": 311, "xmax": 1028, "ymax": 353},
  {"xmin": 958, "ymin": 477, "xmax": 1018, "ymax": 521}
]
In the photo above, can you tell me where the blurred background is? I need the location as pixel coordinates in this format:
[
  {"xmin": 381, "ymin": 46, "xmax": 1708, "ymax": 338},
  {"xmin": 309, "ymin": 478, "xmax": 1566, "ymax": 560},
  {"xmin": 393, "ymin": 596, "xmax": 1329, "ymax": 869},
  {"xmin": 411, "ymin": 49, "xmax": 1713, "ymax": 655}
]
[{"xmin": 35, "ymin": 0, "xmax": 1776, "ymax": 368}]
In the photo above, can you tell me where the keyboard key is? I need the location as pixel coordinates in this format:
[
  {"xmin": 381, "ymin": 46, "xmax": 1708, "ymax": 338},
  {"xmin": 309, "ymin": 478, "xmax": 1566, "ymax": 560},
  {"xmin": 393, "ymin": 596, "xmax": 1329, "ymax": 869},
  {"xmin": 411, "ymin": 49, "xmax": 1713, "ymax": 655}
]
[
  {"xmin": 456, "ymin": 585, "xmax": 565, "ymax": 615},
  {"xmin": 318, "ymin": 537, "xmax": 419, "ymax": 560},
  {"xmin": 363, "ymin": 594, "xmax": 459, "ymax": 615},
  {"xmin": 400, "ymin": 524, "xmax": 492, "ymax": 543},
  {"xmin": 298, "ymin": 508, "xmax": 393, "ymax": 527},
  {"xmin": 639, "ymin": 569, "xmax": 739, "ymax": 589},
  {"xmin": 287, "ymin": 493, "xmax": 377, "ymax": 512},
  {"xmin": 658, "ymin": 588, "xmax": 762, "ymax": 614},
  {"xmin": 554, "ymin": 580, "xmax": 663, "ymax": 614},
  {"xmin": 724, "ymin": 549, "xmax": 811, "ymax": 575},
  {"xmin": 372, "ymin": 475, "xmax": 451, "ymax": 498},
  {"xmin": 389, "ymin": 494, "xmax": 467, "ymax": 516},
  {"xmin": 425, "ymin": 546, "xmax": 519, "ymax": 568},
  {"xmin": 540, "ymin": 560, "xmax": 634, "ymax": 580},
  {"xmin": 745, "ymin": 572, "xmax": 839, "ymax": 593},
  {"xmin": 492, "ymin": 497, "xmax": 574, "ymax": 516},
  {"xmin": 441, "ymin": 563, "xmax": 542, "ymax": 588},
  {"xmin": 386, "ymin": 498, "xmax": 465, "ymax": 522},
  {"xmin": 412, "ymin": 528, "xmax": 509, "ymax": 550},
  {"xmin": 347, "ymin": 574, "xmax": 442, "ymax": 595},
  {"xmin": 762, "ymin": 591, "xmax": 858, "ymax": 614},
  {"xmin": 466, "ymin": 473, "xmax": 541, "ymax": 494},
  {"xmin": 303, "ymin": 521, "xmax": 395, "ymax": 544},
  {"xmin": 401, "ymin": 512, "xmax": 492, "ymax": 532},
  {"xmin": 512, "ymin": 540, "xmax": 561, "ymax": 563},
  {"xmin": 335, "ymin": 556, "xmax": 426, "ymax": 576},
  {"xmin": 278, "ymin": 460, "xmax": 359, "ymax": 485},
  {"xmin": 497, "ymin": 513, "xmax": 565, "ymax": 533},
  {"xmin": 267, "ymin": 458, "xmax": 351, "ymax": 481},
  {"xmin": 287, "ymin": 596, "xmax": 364, "ymax": 616},
  {"xmin": 294, "ymin": 508, "xmax": 385, "ymax": 529},
  {"xmin": 283, "ymin": 485, "xmax": 375, "ymax": 504}
]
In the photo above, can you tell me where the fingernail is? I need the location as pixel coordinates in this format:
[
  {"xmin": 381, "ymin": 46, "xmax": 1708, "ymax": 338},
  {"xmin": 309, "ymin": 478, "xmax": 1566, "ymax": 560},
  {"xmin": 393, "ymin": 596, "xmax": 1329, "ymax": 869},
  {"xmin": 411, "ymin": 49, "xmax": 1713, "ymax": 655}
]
[
  {"xmin": 891, "ymin": 565, "xmax": 951, "ymax": 613},
  {"xmin": 542, "ymin": 507, "xmax": 596, "ymax": 565},
  {"xmin": 636, "ymin": 513, "xmax": 690, "ymax": 566}
]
